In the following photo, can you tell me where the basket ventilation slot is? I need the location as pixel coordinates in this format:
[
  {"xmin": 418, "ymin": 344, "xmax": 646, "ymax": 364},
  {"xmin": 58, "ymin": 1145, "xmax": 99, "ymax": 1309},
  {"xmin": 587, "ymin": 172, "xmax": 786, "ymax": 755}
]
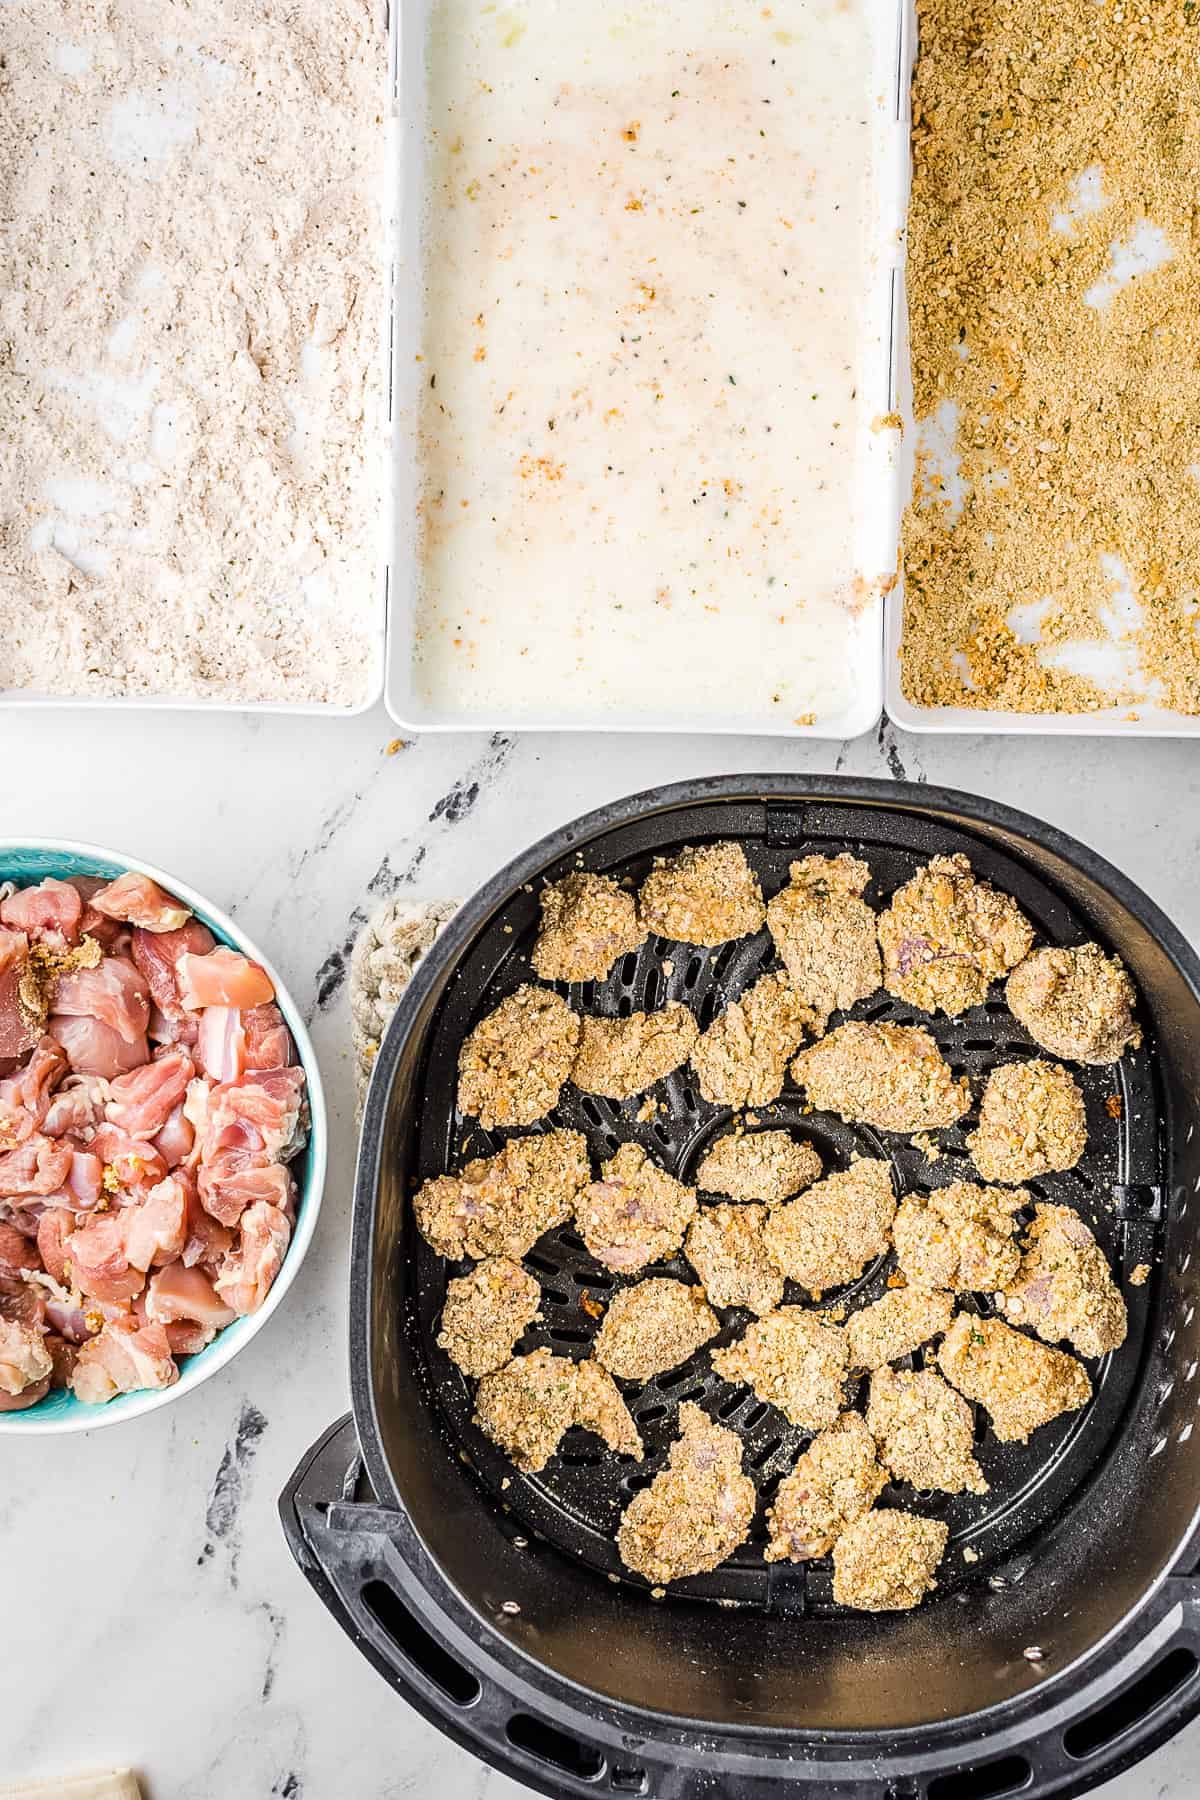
[
  {"xmin": 360, "ymin": 1580, "xmax": 481, "ymax": 1707},
  {"xmin": 1062, "ymin": 1646, "xmax": 1199, "ymax": 1759},
  {"xmin": 926, "ymin": 1752, "xmax": 1031, "ymax": 1800},
  {"xmin": 505, "ymin": 1712, "xmax": 605, "ymax": 1781}
]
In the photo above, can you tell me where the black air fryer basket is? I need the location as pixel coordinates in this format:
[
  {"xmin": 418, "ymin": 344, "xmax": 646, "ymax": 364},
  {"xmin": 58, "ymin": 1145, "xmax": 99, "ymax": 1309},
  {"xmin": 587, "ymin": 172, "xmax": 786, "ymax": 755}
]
[{"xmin": 282, "ymin": 777, "xmax": 1200, "ymax": 1799}]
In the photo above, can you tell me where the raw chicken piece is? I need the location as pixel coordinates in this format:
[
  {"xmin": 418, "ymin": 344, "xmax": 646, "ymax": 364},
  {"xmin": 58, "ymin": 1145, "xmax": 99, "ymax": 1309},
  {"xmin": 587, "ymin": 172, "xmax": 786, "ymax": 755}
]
[
  {"xmin": 575, "ymin": 1143, "xmax": 697, "ymax": 1273},
  {"xmin": 91, "ymin": 1124, "xmax": 167, "ymax": 1190},
  {"xmin": 867, "ymin": 1367, "xmax": 989, "ymax": 1495},
  {"xmin": 1000, "ymin": 1204, "xmax": 1127, "ymax": 1358},
  {"xmin": 213, "ymin": 1200, "xmax": 292, "ymax": 1314},
  {"xmin": 148, "ymin": 1004, "xmax": 199, "ymax": 1048},
  {"xmin": 832, "ymin": 1511, "xmax": 948, "ymax": 1611},
  {"xmin": 967, "ymin": 1060, "xmax": 1087, "ymax": 1184},
  {"xmin": 63, "ymin": 1149, "xmax": 105, "ymax": 1211},
  {"xmin": 697, "ymin": 1129, "xmax": 822, "ymax": 1204},
  {"xmin": 437, "ymin": 1256, "xmax": 541, "ymax": 1378},
  {"xmin": 176, "ymin": 946, "xmax": 275, "ymax": 1011},
  {"xmin": 844, "ymin": 1286, "xmax": 955, "ymax": 1371},
  {"xmin": 878, "ymin": 854, "xmax": 1033, "ymax": 1017},
  {"xmin": 617, "ymin": 1403, "xmax": 755, "ymax": 1582},
  {"xmin": 1006, "ymin": 944, "xmax": 1141, "ymax": 1065},
  {"xmin": 197, "ymin": 1007, "xmax": 247, "ymax": 1082},
  {"xmin": 0, "ymin": 1373, "xmax": 51, "ymax": 1411},
  {"xmin": 689, "ymin": 972, "xmax": 815, "ymax": 1108},
  {"xmin": 198, "ymin": 1155, "xmax": 293, "ymax": 1229},
  {"xmin": 50, "ymin": 1013, "xmax": 149, "ymax": 1078},
  {"xmin": 90, "ymin": 873, "xmax": 192, "ymax": 934},
  {"xmin": 243, "ymin": 1003, "xmax": 294, "ymax": 1069},
  {"xmin": 414, "ymin": 1131, "xmax": 591, "ymax": 1261},
  {"xmin": 791, "ymin": 1023, "xmax": 971, "ymax": 1133},
  {"xmin": 45, "ymin": 1333, "xmax": 79, "ymax": 1388},
  {"xmin": 531, "ymin": 872, "xmax": 646, "ymax": 983},
  {"xmin": 122, "ymin": 1176, "xmax": 190, "ymax": 1271},
  {"xmin": 65, "ymin": 1211, "xmax": 144, "ymax": 1304},
  {"xmin": 132, "ymin": 921, "xmax": 216, "ymax": 1019},
  {"xmin": 53, "ymin": 956, "xmax": 150, "ymax": 1044},
  {"xmin": 36, "ymin": 1208, "xmax": 73, "ymax": 1283},
  {"xmin": 0, "ymin": 1220, "xmax": 39, "ymax": 1276},
  {"xmin": 42, "ymin": 1075, "xmax": 109, "ymax": 1139},
  {"xmin": 0, "ymin": 1035, "xmax": 67, "ymax": 1147},
  {"xmin": 68, "ymin": 879, "xmax": 125, "ymax": 950},
  {"xmin": 153, "ymin": 1103, "xmax": 194, "ymax": 1169},
  {"xmin": 457, "ymin": 984, "xmax": 580, "ymax": 1129},
  {"xmin": 181, "ymin": 1176, "xmax": 233, "ymax": 1272},
  {"xmin": 0, "ymin": 1315, "xmax": 53, "ymax": 1401},
  {"xmin": 571, "ymin": 1004, "xmax": 698, "ymax": 1101},
  {"xmin": 106, "ymin": 1048, "xmax": 194, "ymax": 1139},
  {"xmin": 684, "ymin": 1203, "xmax": 784, "ymax": 1316},
  {"xmin": 638, "ymin": 843, "xmax": 766, "ymax": 946},
  {"xmin": 0, "ymin": 879, "xmax": 83, "ymax": 946},
  {"xmin": 765, "ymin": 854, "xmax": 881, "ymax": 1031},
  {"xmin": 593, "ymin": 1277, "xmax": 719, "ymax": 1381},
  {"xmin": 762, "ymin": 1160, "xmax": 896, "ymax": 1298},
  {"xmin": 145, "ymin": 1262, "xmax": 237, "ymax": 1330},
  {"xmin": 0, "ymin": 1135, "xmax": 74, "ymax": 1198},
  {"xmin": 0, "ymin": 927, "xmax": 39, "ymax": 1059},
  {"xmin": 0, "ymin": 1271, "xmax": 45, "ymax": 1327},
  {"xmin": 765, "ymin": 1413, "xmax": 887, "ymax": 1562},
  {"xmin": 203, "ymin": 1066, "xmax": 306, "ymax": 1162},
  {"xmin": 892, "ymin": 1181, "xmax": 1026, "ymax": 1293},
  {"xmin": 70, "ymin": 1319, "xmax": 179, "ymax": 1404},
  {"xmin": 937, "ymin": 1313, "xmax": 1092, "ymax": 1443},
  {"xmin": 712, "ymin": 1307, "xmax": 850, "ymax": 1430}
]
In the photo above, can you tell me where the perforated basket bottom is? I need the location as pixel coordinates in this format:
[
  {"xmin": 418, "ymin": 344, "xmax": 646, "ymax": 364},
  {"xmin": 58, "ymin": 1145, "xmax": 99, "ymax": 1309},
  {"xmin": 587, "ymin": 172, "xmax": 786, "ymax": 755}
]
[{"xmin": 404, "ymin": 800, "xmax": 1163, "ymax": 1614}]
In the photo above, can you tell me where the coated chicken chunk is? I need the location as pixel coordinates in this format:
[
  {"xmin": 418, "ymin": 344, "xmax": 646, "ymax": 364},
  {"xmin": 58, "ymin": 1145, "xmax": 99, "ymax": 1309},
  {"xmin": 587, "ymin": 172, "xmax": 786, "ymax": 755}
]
[
  {"xmin": 967, "ymin": 1060, "xmax": 1087, "ymax": 1184},
  {"xmin": 791, "ymin": 1023, "xmax": 971, "ymax": 1134},
  {"xmin": 832, "ymin": 1510, "xmax": 949, "ymax": 1612},
  {"xmin": 762, "ymin": 1160, "xmax": 896, "ymax": 1298},
  {"xmin": 697, "ymin": 1128, "xmax": 822, "ymax": 1204},
  {"xmin": 617, "ymin": 1402, "xmax": 756, "ymax": 1583},
  {"xmin": 844, "ymin": 1285, "xmax": 955, "ymax": 1371},
  {"xmin": 474, "ymin": 1348, "xmax": 642, "ymax": 1473},
  {"xmin": 765, "ymin": 854, "xmax": 881, "ymax": 1031},
  {"xmin": 867, "ymin": 1366, "xmax": 989, "ymax": 1495},
  {"xmin": 712, "ymin": 1306, "xmax": 849, "ymax": 1430},
  {"xmin": 571, "ymin": 1003, "xmax": 698, "ymax": 1101},
  {"xmin": 689, "ymin": 972, "xmax": 815, "ymax": 1108},
  {"xmin": 937, "ymin": 1314, "xmax": 1091, "ymax": 1443},
  {"xmin": 592, "ymin": 1277, "xmax": 719, "ymax": 1382},
  {"xmin": 638, "ymin": 843, "xmax": 765, "ymax": 946},
  {"xmin": 684, "ymin": 1203, "xmax": 785, "ymax": 1316},
  {"xmin": 531, "ymin": 872, "xmax": 645, "ymax": 984},
  {"xmin": 893, "ymin": 1181, "xmax": 1026, "ymax": 1293},
  {"xmin": 1000, "ymin": 1204, "xmax": 1127, "ymax": 1359},
  {"xmin": 878, "ymin": 854, "xmax": 1033, "ymax": 1016},
  {"xmin": 765, "ymin": 1413, "xmax": 887, "ymax": 1563},
  {"xmin": 414, "ymin": 1130, "xmax": 591, "ymax": 1260},
  {"xmin": 1006, "ymin": 944, "xmax": 1141, "ymax": 1066},
  {"xmin": 575, "ymin": 1143, "xmax": 697, "ymax": 1273},
  {"xmin": 437, "ymin": 1255, "xmax": 542, "ymax": 1378},
  {"xmin": 457, "ymin": 984, "xmax": 581, "ymax": 1128}
]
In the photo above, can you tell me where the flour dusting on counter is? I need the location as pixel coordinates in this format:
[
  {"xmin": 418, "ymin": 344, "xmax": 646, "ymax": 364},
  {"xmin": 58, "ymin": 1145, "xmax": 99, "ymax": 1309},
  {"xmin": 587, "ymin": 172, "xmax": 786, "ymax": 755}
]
[
  {"xmin": 0, "ymin": 1, "xmax": 385, "ymax": 707},
  {"xmin": 412, "ymin": 0, "xmax": 893, "ymax": 729}
]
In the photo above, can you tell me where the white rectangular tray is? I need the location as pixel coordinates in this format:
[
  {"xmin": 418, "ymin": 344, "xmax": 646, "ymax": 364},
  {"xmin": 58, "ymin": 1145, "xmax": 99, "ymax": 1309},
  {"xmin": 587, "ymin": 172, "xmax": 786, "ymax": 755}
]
[
  {"xmin": 383, "ymin": 0, "xmax": 908, "ymax": 739},
  {"xmin": 884, "ymin": 0, "xmax": 1200, "ymax": 739}
]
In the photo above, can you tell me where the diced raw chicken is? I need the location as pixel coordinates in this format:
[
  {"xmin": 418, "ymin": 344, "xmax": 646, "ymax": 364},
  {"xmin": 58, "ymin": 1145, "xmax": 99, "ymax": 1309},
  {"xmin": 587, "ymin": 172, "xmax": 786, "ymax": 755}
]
[
  {"xmin": 0, "ymin": 1220, "xmax": 39, "ymax": 1277},
  {"xmin": 45, "ymin": 1333, "xmax": 79, "ymax": 1388},
  {"xmin": 132, "ymin": 921, "xmax": 216, "ymax": 1019},
  {"xmin": 53, "ymin": 957, "xmax": 150, "ymax": 1045},
  {"xmin": 0, "ymin": 1135, "xmax": 74, "ymax": 1198},
  {"xmin": 145, "ymin": 1263, "xmax": 237, "ymax": 1330},
  {"xmin": 199, "ymin": 1154, "xmax": 293, "ymax": 1229},
  {"xmin": 204, "ymin": 1066, "xmax": 306, "ymax": 1162},
  {"xmin": 68, "ymin": 877, "xmax": 126, "ymax": 950},
  {"xmin": 49, "ymin": 1013, "xmax": 149, "ymax": 1078},
  {"xmin": 176, "ymin": 946, "xmax": 275, "ymax": 1011},
  {"xmin": 0, "ymin": 1271, "xmax": 45, "ymax": 1327},
  {"xmin": 90, "ymin": 872, "xmax": 192, "ymax": 934},
  {"xmin": 152, "ymin": 1103, "xmax": 194, "ymax": 1170},
  {"xmin": 42, "ymin": 1074, "xmax": 110, "ymax": 1139},
  {"xmin": 63, "ymin": 1149, "xmax": 105, "ymax": 1210},
  {"xmin": 213, "ymin": 1200, "xmax": 292, "ymax": 1314},
  {"xmin": 181, "ymin": 1175, "xmax": 233, "ymax": 1272},
  {"xmin": 242, "ymin": 1003, "xmax": 293, "ymax": 1069},
  {"xmin": 105, "ymin": 1048, "xmax": 194, "ymax": 1138},
  {"xmin": 0, "ymin": 878, "xmax": 82, "ymax": 946},
  {"xmin": 90, "ymin": 1123, "xmax": 167, "ymax": 1190},
  {"xmin": 36, "ymin": 1207, "xmax": 73, "ymax": 1283},
  {"xmin": 0, "ymin": 927, "xmax": 38, "ymax": 1060},
  {"xmin": 70, "ymin": 1319, "xmax": 179, "ymax": 1404},
  {"xmin": 0, "ymin": 1315, "xmax": 53, "ymax": 1402},
  {"xmin": 148, "ymin": 1004, "xmax": 199, "ymax": 1049},
  {"xmin": 65, "ymin": 1211, "xmax": 145, "ymax": 1304},
  {"xmin": 122, "ymin": 1176, "xmax": 190, "ymax": 1271},
  {"xmin": 0, "ymin": 1036, "xmax": 68, "ymax": 1152},
  {"xmin": 197, "ymin": 1007, "xmax": 247, "ymax": 1082}
]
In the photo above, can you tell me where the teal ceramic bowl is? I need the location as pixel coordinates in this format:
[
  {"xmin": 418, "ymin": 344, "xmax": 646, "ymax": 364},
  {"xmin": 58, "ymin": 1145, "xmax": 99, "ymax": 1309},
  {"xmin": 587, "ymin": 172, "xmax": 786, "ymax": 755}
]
[{"xmin": 0, "ymin": 840, "xmax": 326, "ymax": 1434}]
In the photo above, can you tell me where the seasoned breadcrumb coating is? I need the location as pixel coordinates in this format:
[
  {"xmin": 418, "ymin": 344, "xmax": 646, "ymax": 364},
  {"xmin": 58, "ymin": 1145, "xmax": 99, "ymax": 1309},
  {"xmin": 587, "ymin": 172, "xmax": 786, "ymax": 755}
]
[
  {"xmin": 867, "ymin": 1366, "xmax": 988, "ymax": 1495},
  {"xmin": 937, "ymin": 1313, "xmax": 1091, "ymax": 1444},
  {"xmin": 571, "ymin": 1003, "xmax": 698, "ymax": 1100},
  {"xmin": 832, "ymin": 1510, "xmax": 948, "ymax": 1612},
  {"xmin": 791, "ymin": 1022, "xmax": 971, "ymax": 1133},
  {"xmin": 531, "ymin": 871, "xmax": 646, "ymax": 984},
  {"xmin": 414, "ymin": 1129, "xmax": 590, "ymax": 1260},
  {"xmin": 689, "ymin": 971, "xmax": 815, "ymax": 1107},
  {"xmin": 437, "ymin": 1255, "xmax": 541, "ymax": 1377},
  {"xmin": 575, "ymin": 1143, "xmax": 697, "ymax": 1273},
  {"xmin": 685, "ymin": 1202, "xmax": 785, "ymax": 1316},
  {"xmin": 593, "ymin": 1277, "xmax": 719, "ymax": 1382},
  {"xmin": 765, "ymin": 1413, "xmax": 887, "ymax": 1563},
  {"xmin": 968, "ymin": 1059, "xmax": 1087, "ymax": 1184},
  {"xmin": 844, "ymin": 1285, "xmax": 955, "ymax": 1371},
  {"xmin": 878, "ymin": 854, "xmax": 1033, "ymax": 1016},
  {"xmin": 638, "ymin": 842, "xmax": 765, "ymax": 946},
  {"xmin": 893, "ymin": 1180, "xmax": 1026, "ymax": 1292},
  {"xmin": 1000, "ymin": 1203, "xmax": 1127, "ymax": 1359},
  {"xmin": 457, "ymin": 984, "xmax": 580, "ymax": 1127},
  {"xmin": 765, "ymin": 854, "xmax": 881, "ymax": 1030},
  {"xmin": 711, "ymin": 1306, "xmax": 849, "ymax": 1430},
  {"xmin": 697, "ymin": 1128, "xmax": 822, "ymax": 1204},
  {"xmin": 617, "ymin": 1402, "xmax": 756, "ymax": 1583},
  {"xmin": 762, "ymin": 1159, "xmax": 896, "ymax": 1298},
  {"xmin": 1006, "ymin": 944, "xmax": 1141, "ymax": 1066},
  {"xmin": 474, "ymin": 1349, "xmax": 642, "ymax": 1472}
]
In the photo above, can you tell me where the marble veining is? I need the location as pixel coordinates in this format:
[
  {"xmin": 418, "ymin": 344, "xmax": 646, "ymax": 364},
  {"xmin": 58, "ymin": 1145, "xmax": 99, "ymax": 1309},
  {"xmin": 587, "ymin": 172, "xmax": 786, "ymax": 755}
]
[{"xmin": 2, "ymin": 703, "xmax": 1198, "ymax": 1799}]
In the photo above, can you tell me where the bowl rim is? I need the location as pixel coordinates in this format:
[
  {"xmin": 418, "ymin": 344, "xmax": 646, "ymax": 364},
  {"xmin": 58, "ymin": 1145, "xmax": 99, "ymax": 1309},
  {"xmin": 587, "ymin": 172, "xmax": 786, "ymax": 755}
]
[{"xmin": 0, "ymin": 835, "xmax": 327, "ymax": 1435}]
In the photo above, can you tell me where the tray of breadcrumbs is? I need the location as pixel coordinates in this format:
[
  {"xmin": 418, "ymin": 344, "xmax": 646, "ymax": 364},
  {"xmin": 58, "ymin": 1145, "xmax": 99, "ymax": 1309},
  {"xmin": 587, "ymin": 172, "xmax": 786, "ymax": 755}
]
[{"xmin": 888, "ymin": 0, "xmax": 1200, "ymax": 735}]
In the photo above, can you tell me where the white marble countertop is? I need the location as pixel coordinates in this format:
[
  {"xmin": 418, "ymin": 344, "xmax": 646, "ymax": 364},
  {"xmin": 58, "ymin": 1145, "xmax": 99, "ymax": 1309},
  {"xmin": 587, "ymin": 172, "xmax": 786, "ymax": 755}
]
[{"xmin": 5, "ymin": 706, "xmax": 1200, "ymax": 1800}]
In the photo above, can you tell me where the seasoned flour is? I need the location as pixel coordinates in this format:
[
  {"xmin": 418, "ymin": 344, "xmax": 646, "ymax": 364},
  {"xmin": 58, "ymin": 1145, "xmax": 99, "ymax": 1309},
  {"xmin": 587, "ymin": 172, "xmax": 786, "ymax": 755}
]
[{"xmin": 0, "ymin": 1, "xmax": 385, "ymax": 706}]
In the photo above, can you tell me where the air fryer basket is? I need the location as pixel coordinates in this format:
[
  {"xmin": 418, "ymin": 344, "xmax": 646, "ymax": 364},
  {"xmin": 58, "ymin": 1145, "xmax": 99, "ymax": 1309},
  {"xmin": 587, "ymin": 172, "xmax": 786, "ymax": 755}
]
[{"xmin": 282, "ymin": 777, "xmax": 1200, "ymax": 1799}]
